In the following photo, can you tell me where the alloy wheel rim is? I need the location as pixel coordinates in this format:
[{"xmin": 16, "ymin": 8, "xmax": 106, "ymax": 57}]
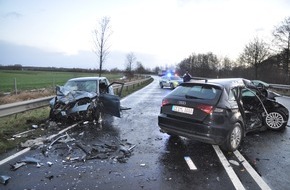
[
  {"xmin": 230, "ymin": 126, "xmax": 241, "ymax": 149},
  {"xmin": 266, "ymin": 112, "xmax": 284, "ymax": 129}
]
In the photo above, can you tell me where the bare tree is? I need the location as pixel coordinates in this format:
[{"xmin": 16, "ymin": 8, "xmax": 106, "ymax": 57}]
[
  {"xmin": 125, "ymin": 52, "xmax": 136, "ymax": 71},
  {"xmin": 239, "ymin": 37, "xmax": 270, "ymax": 79},
  {"xmin": 125, "ymin": 52, "xmax": 136, "ymax": 79},
  {"xmin": 272, "ymin": 17, "xmax": 290, "ymax": 80},
  {"xmin": 93, "ymin": 17, "xmax": 112, "ymax": 77}
]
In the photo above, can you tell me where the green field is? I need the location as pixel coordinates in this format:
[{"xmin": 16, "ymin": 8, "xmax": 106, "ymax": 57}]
[{"xmin": 0, "ymin": 70, "xmax": 123, "ymax": 92}]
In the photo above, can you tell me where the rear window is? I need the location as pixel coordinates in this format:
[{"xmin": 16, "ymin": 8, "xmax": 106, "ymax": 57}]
[{"xmin": 171, "ymin": 84, "xmax": 222, "ymax": 100}]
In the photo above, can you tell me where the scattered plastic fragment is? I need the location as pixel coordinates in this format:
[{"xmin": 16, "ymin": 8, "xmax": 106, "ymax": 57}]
[
  {"xmin": 229, "ymin": 160, "xmax": 240, "ymax": 166},
  {"xmin": 21, "ymin": 157, "xmax": 41, "ymax": 164},
  {"xmin": 32, "ymin": 124, "xmax": 39, "ymax": 129},
  {"xmin": 12, "ymin": 129, "xmax": 35, "ymax": 138},
  {"xmin": 0, "ymin": 175, "xmax": 11, "ymax": 185},
  {"xmin": 48, "ymin": 134, "xmax": 69, "ymax": 149},
  {"xmin": 10, "ymin": 162, "xmax": 27, "ymax": 171},
  {"xmin": 20, "ymin": 137, "xmax": 45, "ymax": 148},
  {"xmin": 46, "ymin": 175, "xmax": 54, "ymax": 180},
  {"xmin": 216, "ymin": 177, "xmax": 220, "ymax": 182},
  {"xmin": 256, "ymin": 158, "xmax": 270, "ymax": 161}
]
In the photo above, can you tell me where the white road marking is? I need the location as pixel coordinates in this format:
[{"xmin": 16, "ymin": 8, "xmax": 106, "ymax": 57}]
[
  {"xmin": 0, "ymin": 147, "xmax": 31, "ymax": 165},
  {"xmin": 184, "ymin": 156, "xmax": 197, "ymax": 170},
  {"xmin": 213, "ymin": 145, "xmax": 246, "ymax": 190},
  {"xmin": 234, "ymin": 150, "xmax": 271, "ymax": 190}
]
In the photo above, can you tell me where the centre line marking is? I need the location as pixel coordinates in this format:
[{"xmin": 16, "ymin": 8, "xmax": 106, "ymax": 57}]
[
  {"xmin": 234, "ymin": 150, "xmax": 271, "ymax": 190},
  {"xmin": 184, "ymin": 156, "xmax": 197, "ymax": 170},
  {"xmin": 213, "ymin": 145, "xmax": 246, "ymax": 190}
]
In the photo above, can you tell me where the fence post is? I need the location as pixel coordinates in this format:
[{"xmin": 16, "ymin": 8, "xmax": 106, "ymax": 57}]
[{"xmin": 14, "ymin": 78, "xmax": 18, "ymax": 95}]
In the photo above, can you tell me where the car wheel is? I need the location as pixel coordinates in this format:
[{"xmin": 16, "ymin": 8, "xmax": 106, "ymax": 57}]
[
  {"xmin": 170, "ymin": 83, "xmax": 174, "ymax": 89},
  {"xmin": 160, "ymin": 82, "xmax": 164, "ymax": 88},
  {"xmin": 49, "ymin": 108, "xmax": 57, "ymax": 121},
  {"xmin": 221, "ymin": 123, "xmax": 243, "ymax": 152},
  {"xmin": 265, "ymin": 109, "xmax": 287, "ymax": 131}
]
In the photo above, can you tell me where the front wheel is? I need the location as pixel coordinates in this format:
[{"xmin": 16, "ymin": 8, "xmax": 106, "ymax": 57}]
[
  {"xmin": 160, "ymin": 82, "xmax": 164, "ymax": 88},
  {"xmin": 265, "ymin": 109, "xmax": 287, "ymax": 131},
  {"xmin": 221, "ymin": 123, "xmax": 243, "ymax": 152}
]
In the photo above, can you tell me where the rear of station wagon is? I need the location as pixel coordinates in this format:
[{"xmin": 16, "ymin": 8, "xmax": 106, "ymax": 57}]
[{"xmin": 158, "ymin": 79, "xmax": 244, "ymax": 152}]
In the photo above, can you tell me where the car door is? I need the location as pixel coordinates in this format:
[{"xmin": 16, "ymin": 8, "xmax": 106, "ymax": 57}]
[
  {"xmin": 98, "ymin": 81, "xmax": 125, "ymax": 118},
  {"xmin": 99, "ymin": 93, "xmax": 121, "ymax": 117}
]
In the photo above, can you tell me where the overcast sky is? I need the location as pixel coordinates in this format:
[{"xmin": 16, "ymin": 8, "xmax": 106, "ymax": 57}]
[{"xmin": 0, "ymin": 0, "xmax": 289, "ymax": 70}]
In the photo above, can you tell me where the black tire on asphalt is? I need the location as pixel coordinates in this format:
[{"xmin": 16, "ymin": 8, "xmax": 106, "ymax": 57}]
[
  {"xmin": 167, "ymin": 133, "xmax": 178, "ymax": 138},
  {"xmin": 265, "ymin": 108, "xmax": 287, "ymax": 131},
  {"xmin": 170, "ymin": 83, "xmax": 174, "ymax": 89},
  {"xmin": 49, "ymin": 108, "xmax": 56, "ymax": 120},
  {"xmin": 221, "ymin": 122, "xmax": 243, "ymax": 152},
  {"xmin": 160, "ymin": 82, "xmax": 164, "ymax": 88}
]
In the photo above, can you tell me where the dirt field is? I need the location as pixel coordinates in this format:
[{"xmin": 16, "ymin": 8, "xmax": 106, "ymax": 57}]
[{"xmin": 0, "ymin": 89, "xmax": 54, "ymax": 105}]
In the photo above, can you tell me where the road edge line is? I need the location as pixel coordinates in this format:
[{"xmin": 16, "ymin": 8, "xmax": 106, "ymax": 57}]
[
  {"xmin": 234, "ymin": 150, "xmax": 271, "ymax": 190},
  {"xmin": 213, "ymin": 145, "xmax": 246, "ymax": 190},
  {"xmin": 0, "ymin": 147, "xmax": 31, "ymax": 166}
]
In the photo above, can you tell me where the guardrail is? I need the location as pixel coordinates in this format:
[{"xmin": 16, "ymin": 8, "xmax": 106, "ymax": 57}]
[
  {"xmin": 269, "ymin": 84, "xmax": 290, "ymax": 90},
  {"xmin": 0, "ymin": 77, "xmax": 152, "ymax": 118}
]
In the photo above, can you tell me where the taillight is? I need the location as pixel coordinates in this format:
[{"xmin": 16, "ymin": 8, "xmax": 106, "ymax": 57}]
[
  {"xmin": 161, "ymin": 99, "xmax": 169, "ymax": 107},
  {"xmin": 197, "ymin": 104, "xmax": 213, "ymax": 114}
]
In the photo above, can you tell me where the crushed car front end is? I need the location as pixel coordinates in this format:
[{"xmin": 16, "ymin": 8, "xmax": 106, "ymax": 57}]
[{"xmin": 49, "ymin": 86, "xmax": 98, "ymax": 121}]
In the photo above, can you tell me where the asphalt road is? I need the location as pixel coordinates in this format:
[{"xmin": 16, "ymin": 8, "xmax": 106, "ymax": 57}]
[{"xmin": 0, "ymin": 76, "xmax": 290, "ymax": 190}]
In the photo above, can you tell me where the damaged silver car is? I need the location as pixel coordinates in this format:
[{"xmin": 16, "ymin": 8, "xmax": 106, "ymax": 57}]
[{"xmin": 49, "ymin": 77, "xmax": 125, "ymax": 123}]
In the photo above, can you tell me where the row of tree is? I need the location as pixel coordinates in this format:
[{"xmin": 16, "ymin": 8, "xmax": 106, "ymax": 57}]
[{"xmin": 176, "ymin": 17, "xmax": 290, "ymax": 84}]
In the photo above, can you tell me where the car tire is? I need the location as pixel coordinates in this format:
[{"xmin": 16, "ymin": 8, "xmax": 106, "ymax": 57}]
[
  {"xmin": 170, "ymin": 83, "xmax": 174, "ymax": 89},
  {"xmin": 49, "ymin": 108, "xmax": 55, "ymax": 120},
  {"xmin": 265, "ymin": 108, "xmax": 287, "ymax": 131},
  {"xmin": 160, "ymin": 82, "xmax": 164, "ymax": 88},
  {"xmin": 221, "ymin": 122, "xmax": 243, "ymax": 152}
]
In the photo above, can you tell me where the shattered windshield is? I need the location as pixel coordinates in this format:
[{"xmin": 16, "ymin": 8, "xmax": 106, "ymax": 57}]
[{"xmin": 64, "ymin": 80, "xmax": 97, "ymax": 92}]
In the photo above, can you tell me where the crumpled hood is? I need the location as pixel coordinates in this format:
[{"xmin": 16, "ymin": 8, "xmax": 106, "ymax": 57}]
[{"xmin": 54, "ymin": 85, "xmax": 97, "ymax": 104}]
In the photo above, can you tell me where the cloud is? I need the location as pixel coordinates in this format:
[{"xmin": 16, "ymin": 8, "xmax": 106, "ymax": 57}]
[
  {"xmin": 0, "ymin": 40, "xmax": 160, "ymax": 70},
  {"xmin": 2, "ymin": 11, "xmax": 23, "ymax": 19}
]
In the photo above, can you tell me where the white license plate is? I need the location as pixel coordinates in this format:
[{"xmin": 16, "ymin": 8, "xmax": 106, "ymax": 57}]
[{"xmin": 172, "ymin": 105, "xmax": 194, "ymax": 115}]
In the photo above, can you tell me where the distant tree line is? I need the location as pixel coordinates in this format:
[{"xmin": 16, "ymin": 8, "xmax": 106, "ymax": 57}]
[
  {"xmin": 0, "ymin": 64, "xmax": 156, "ymax": 75},
  {"xmin": 176, "ymin": 17, "xmax": 290, "ymax": 84}
]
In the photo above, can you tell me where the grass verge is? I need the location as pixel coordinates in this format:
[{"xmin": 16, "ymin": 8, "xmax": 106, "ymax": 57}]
[{"xmin": 0, "ymin": 77, "xmax": 153, "ymax": 155}]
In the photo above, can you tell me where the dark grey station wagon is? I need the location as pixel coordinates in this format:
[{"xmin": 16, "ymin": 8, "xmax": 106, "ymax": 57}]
[{"xmin": 158, "ymin": 78, "xmax": 289, "ymax": 152}]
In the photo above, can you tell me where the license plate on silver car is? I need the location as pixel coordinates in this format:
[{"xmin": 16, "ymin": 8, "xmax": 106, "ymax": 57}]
[{"xmin": 172, "ymin": 105, "xmax": 194, "ymax": 115}]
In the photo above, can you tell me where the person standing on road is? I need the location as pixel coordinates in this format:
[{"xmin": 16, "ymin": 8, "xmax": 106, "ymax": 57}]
[{"xmin": 183, "ymin": 70, "xmax": 192, "ymax": 82}]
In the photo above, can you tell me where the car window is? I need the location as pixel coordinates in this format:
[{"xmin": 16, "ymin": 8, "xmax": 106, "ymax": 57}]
[
  {"xmin": 171, "ymin": 84, "xmax": 221, "ymax": 100},
  {"xmin": 242, "ymin": 89, "xmax": 256, "ymax": 97}
]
